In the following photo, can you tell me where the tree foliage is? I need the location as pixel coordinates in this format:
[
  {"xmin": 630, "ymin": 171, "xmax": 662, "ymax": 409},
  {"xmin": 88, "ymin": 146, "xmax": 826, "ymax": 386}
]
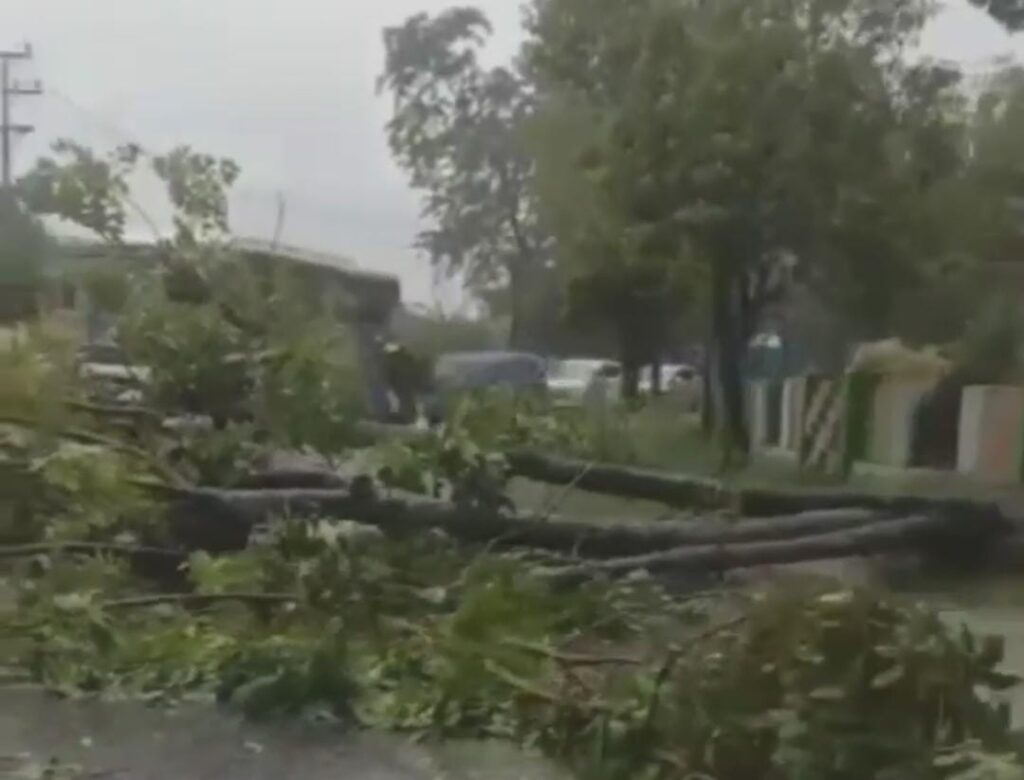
[
  {"xmin": 971, "ymin": 0, "xmax": 1024, "ymax": 30},
  {"xmin": 7, "ymin": 482, "xmax": 1023, "ymax": 780},
  {"xmin": 525, "ymin": 0, "xmax": 965, "ymax": 453},
  {"xmin": 527, "ymin": 96, "xmax": 692, "ymax": 395},
  {"xmin": 379, "ymin": 8, "xmax": 548, "ymax": 348},
  {"xmin": 4, "ymin": 315, "xmax": 1024, "ymax": 779},
  {"xmin": 151, "ymin": 146, "xmax": 240, "ymax": 246},
  {"xmin": 17, "ymin": 140, "xmax": 142, "ymax": 244},
  {"xmin": 0, "ymin": 191, "xmax": 49, "ymax": 323},
  {"xmin": 962, "ymin": 66, "xmax": 1024, "ymax": 264},
  {"xmin": 11, "ymin": 138, "xmax": 367, "ymax": 462}
]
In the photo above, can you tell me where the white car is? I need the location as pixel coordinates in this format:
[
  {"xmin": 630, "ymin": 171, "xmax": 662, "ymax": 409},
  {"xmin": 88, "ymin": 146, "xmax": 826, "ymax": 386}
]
[{"xmin": 547, "ymin": 358, "xmax": 622, "ymax": 405}]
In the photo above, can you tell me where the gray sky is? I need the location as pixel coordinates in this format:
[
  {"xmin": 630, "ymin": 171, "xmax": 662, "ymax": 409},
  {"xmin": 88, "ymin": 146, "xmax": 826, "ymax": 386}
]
[{"xmin": 1, "ymin": 0, "xmax": 1020, "ymax": 307}]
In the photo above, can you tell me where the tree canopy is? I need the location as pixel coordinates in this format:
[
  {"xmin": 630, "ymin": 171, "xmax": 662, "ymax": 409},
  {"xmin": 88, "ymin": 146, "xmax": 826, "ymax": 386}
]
[
  {"xmin": 379, "ymin": 8, "xmax": 548, "ymax": 349},
  {"xmin": 524, "ymin": 0, "xmax": 968, "ymax": 451},
  {"xmin": 971, "ymin": 0, "xmax": 1024, "ymax": 30},
  {"xmin": 0, "ymin": 190, "xmax": 49, "ymax": 323}
]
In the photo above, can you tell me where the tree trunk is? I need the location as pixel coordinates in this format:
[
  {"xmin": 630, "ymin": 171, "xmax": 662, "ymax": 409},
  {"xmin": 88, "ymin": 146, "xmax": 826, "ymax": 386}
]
[
  {"xmin": 508, "ymin": 264, "xmax": 526, "ymax": 350},
  {"xmin": 621, "ymin": 363, "xmax": 640, "ymax": 401},
  {"xmin": 506, "ymin": 449, "xmax": 1005, "ymax": 521},
  {"xmin": 618, "ymin": 324, "xmax": 641, "ymax": 401},
  {"xmin": 701, "ymin": 336, "xmax": 715, "ymax": 435},
  {"xmin": 169, "ymin": 485, "xmax": 913, "ymax": 560},
  {"xmin": 650, "ymin": 359, "xmax": 663, "ymax": 395},
  {"xmin": 542, "ymin": 511, "xmax": 1011, "ymax": 583},
  {"xmin": 164, "ymin": 487, "xmax": 1012, "ymax": 584},
  {"xmin": 506, "ymin": 449, "xmax": 727, "ymax": 509},
  {"xmin": 711, "ymin": 264, "xmax": 749, "ymax": 458}
]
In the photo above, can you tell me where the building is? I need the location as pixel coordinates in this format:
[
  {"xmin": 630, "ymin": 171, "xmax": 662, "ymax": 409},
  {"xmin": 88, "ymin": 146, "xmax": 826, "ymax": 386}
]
[{"xmin": 43, "ymin": 234, "xmax": 402, "ymax": 419}]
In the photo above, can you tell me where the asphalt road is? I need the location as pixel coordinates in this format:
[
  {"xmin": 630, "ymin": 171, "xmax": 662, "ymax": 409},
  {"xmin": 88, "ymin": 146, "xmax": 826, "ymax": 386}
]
[{"xmin": 0, "ymin": 688, "xmax": 564, "ymax": 780}]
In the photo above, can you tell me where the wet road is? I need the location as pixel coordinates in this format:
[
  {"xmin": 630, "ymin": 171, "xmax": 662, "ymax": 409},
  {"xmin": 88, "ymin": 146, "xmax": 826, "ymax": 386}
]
[{"xmin": 0, "ymin": 688, "xmax": 565, "ymax": 780}]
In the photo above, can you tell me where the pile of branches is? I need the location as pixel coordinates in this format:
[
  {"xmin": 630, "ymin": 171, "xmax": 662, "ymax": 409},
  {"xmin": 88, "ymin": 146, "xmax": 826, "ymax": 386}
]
[
  {"xmin": 3, "ymin": 330, "xmax": 1023, "ymax": 779},
  {"xmin": 3, "ymin": 466, "xmax": 1022, "ymax": 779}
]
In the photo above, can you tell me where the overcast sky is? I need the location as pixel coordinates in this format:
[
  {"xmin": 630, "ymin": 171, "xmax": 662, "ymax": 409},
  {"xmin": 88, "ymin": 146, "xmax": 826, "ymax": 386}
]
[{"xmin": 1, "ymin": 1, "xmax": 1021, "ymax": 307}]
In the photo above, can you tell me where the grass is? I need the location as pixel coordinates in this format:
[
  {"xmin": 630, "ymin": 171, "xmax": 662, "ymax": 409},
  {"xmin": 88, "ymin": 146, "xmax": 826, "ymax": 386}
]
[
  {"xmin": 561, "ymin": 399, "xmax": 1024, "ymax": 510},
  {"xmin": 581, "ymin": 400, "xmax": 834, "ymax": 487}
]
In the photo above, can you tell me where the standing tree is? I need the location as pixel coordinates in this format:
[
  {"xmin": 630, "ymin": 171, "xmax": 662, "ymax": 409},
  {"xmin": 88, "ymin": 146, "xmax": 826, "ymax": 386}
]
[
  {"xmin": 17, "ymin": 140, "xmax": 142, "ymax": 244},
  {"xmin": 0, "ymin": 190, "xmax": 49, "ymax": 324},
  {"xmin": 527, "ymin": 94, "xmax": 693, "ymax": 397},
  {"xmin": 526, "ymin": 0, "xmax": 961, "ymax": 457},
  {"xmin": 17, "ymin": 140, "xmax": 241, "ymax": 309},
  {"xmin": 962, "ymin": 66, "xmax": 1024, "ymax": 264},
  {"xmin": 379, "ymin": 7, "xmax": 548, "ymax": 349}
]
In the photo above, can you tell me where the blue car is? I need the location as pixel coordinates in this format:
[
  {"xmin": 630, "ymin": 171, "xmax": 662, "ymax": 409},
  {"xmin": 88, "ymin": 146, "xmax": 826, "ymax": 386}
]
[{"xmin": 423, "ymin": 351, "xmax": 548, "ymax": 423}]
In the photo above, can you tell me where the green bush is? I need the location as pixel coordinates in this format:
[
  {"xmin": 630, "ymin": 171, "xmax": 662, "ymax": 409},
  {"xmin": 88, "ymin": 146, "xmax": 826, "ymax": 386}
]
[
  {"xmin": 659, "ymin": 588, "xmax": 1020, "ymax": 780},
  {"xmin": 117, "ymin": 272, "xmax": 366, "ymax": 457}
]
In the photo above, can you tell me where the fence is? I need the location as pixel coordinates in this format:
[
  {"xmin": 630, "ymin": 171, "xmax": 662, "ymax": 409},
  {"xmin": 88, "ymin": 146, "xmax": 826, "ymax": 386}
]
[{"xmin": 748, "ymin": 373, "xmax": 1024, "ymax": 484}]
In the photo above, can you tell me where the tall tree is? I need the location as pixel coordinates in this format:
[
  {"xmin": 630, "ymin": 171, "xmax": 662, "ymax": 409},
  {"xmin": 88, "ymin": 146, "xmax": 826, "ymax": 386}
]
[
  {"xmin": 379, "ymin": 8, "xmax": 547, "ymax": 349},
  {"xmin": 18, "ymin": 140, "xmax": 243, "ymax": 311},
  {"xmin": 0, "ymin": 190, "xmax": 49, "ymax": 324},
  {"xmin": 17, "ymin": 140, "xmax": 142, "ymax": 244},
  {"xmin": 526, "ymin": 0, "xmax": 960, "ymax": 456},
  {"xmin": 527, "ymin": 93, "xmax": 693, "ymax": 396},
  {"xmin": 963, "ymin": 66, "xmax": 1024, "ymax": 263},
  {"xmin": 970, "ymin": 0, "xmax": 1024, "ymax": 30}
]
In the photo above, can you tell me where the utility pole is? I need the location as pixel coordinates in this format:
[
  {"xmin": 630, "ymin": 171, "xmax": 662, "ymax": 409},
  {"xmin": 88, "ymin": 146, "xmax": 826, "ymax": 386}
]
[{"xmin": 1, "ymin": 43, "xmax": 43, "ymax": 188}]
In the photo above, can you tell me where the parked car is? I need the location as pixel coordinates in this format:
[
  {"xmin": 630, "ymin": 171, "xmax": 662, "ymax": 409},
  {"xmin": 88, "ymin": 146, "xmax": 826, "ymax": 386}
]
[
  {"xmin": 423, "ymin": 351, "xmax": 548, "ymax": 423},
  {"xmin": 547, "ymin": 358, "xmax": 622, "ymax": 405}
]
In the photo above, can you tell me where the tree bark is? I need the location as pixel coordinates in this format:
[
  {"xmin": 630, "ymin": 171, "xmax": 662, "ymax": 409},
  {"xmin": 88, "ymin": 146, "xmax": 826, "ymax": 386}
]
[
  {"xmin": 701, "ymin": 336, "xmax": 715, "ymax": 435},
  {"xmin": 618, "ymin": 324, "xmax": 642, "ymax": 401},
  {"xmin": 166, "ymin": 484, "xmax": 974, "ymax": 563},
  {"xmin": 502, "ymin": 172, "xmax": 536, "ymax": 352},
  {"xmin": 711, "ymin": 263, "xmax": 750, "ymax": 457},
  {"xmin": 650, "ymin": 359, "xmax": 663, "ymax": 396},
  {"xmin": 505, "ymin": 449, "xmax": 1006, "ymax": 522},
  {"xmin": 507, "ymin": 261, "xmax": 526, "ymax": 350},
  {"xmin": 541, "ymin": 511, "xmax": 1011, "ymax": 583},
  {"xmin": 506, "ymin": 450, "xmax": 728, "ymax": 510}
]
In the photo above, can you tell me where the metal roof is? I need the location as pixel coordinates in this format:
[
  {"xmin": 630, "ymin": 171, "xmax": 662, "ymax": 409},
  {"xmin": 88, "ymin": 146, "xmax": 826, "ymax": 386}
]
[
  {"xmin": 231, "ymin": 237, "xmax": 398, "ymax": 286},
  {"xmin": 50, "ymin": 234, "xmax": 399, "ymax": 289}
]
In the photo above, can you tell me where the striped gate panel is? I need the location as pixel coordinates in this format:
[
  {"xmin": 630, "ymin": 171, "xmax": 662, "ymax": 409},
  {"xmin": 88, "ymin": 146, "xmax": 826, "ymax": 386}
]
[{"xmin": 800, "ymin": 376, "xmax": 845, "ymax": 471}]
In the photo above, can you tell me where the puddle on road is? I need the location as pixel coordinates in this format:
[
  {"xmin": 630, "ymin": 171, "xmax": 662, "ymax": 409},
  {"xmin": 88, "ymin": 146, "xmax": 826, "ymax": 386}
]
[{"xmin": 0, "ymin": 688, "xmax": 565, "ymax": 780}]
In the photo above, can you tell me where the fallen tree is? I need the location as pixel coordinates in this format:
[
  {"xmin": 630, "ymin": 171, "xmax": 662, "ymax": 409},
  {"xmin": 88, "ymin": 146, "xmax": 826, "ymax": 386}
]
[
  {"xmin": 166, "ymin": 484, "xmax": 972, "ymax": 562},
  {"xmin": 62, "ymin": 408, "xmax": 1005, "ymax": 525},
  {"xmin": 505, "ymin": 449, "xmax": 729, "ymax": 510},
  {"xmin": 506, "ymin": 449, "xmax": 1006, "ymax": 522},
  {"xmin": 541, "ymin": 511, "xmax": 1014, "ymax": 583}
]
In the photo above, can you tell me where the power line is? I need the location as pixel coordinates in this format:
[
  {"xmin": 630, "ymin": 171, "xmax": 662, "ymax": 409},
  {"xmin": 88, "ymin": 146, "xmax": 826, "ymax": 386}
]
[
  {"xmin": 1, "ymin": 42, "xmax": 42, "ymax": 187},
  {"xmin": 41, "ymin": 87, "xmax": 418, "ymax": 259}
]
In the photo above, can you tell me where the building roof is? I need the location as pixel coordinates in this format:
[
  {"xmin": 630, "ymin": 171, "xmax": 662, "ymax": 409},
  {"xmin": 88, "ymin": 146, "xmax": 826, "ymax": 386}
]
[
  {"xmin": 50, "ymin": 233, "xmax": 399, "ymax": 290},
  {"xmin": 230, "ymin": 237, "xmax": 398, "ymax": 287}
]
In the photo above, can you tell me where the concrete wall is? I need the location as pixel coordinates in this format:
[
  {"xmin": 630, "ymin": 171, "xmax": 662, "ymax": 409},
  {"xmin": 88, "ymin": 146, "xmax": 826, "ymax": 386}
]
[
  {"xmin": 751, "ymin": 374, "xmax": 1024, "ymax": 485},
  {"xmin": 779, "ymin": 377, "xmax": 806, "ymax": 453},
  {"xmin": 748, "ymin": 380, "xmax": 787, "ymax": 451},
  {"xmin": 957, "ymin": 386, "xmax": 1024, "ymax": 483},
  {"xmin": 865, "ymin": 376, "xmax": 938, "ymax": 468}
]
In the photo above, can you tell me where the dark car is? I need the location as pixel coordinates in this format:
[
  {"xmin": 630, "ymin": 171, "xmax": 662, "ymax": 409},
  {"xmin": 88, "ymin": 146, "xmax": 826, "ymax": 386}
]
[{"xmin": 423, "ymin": 351, "xmax": 547, "ymax": 423}]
